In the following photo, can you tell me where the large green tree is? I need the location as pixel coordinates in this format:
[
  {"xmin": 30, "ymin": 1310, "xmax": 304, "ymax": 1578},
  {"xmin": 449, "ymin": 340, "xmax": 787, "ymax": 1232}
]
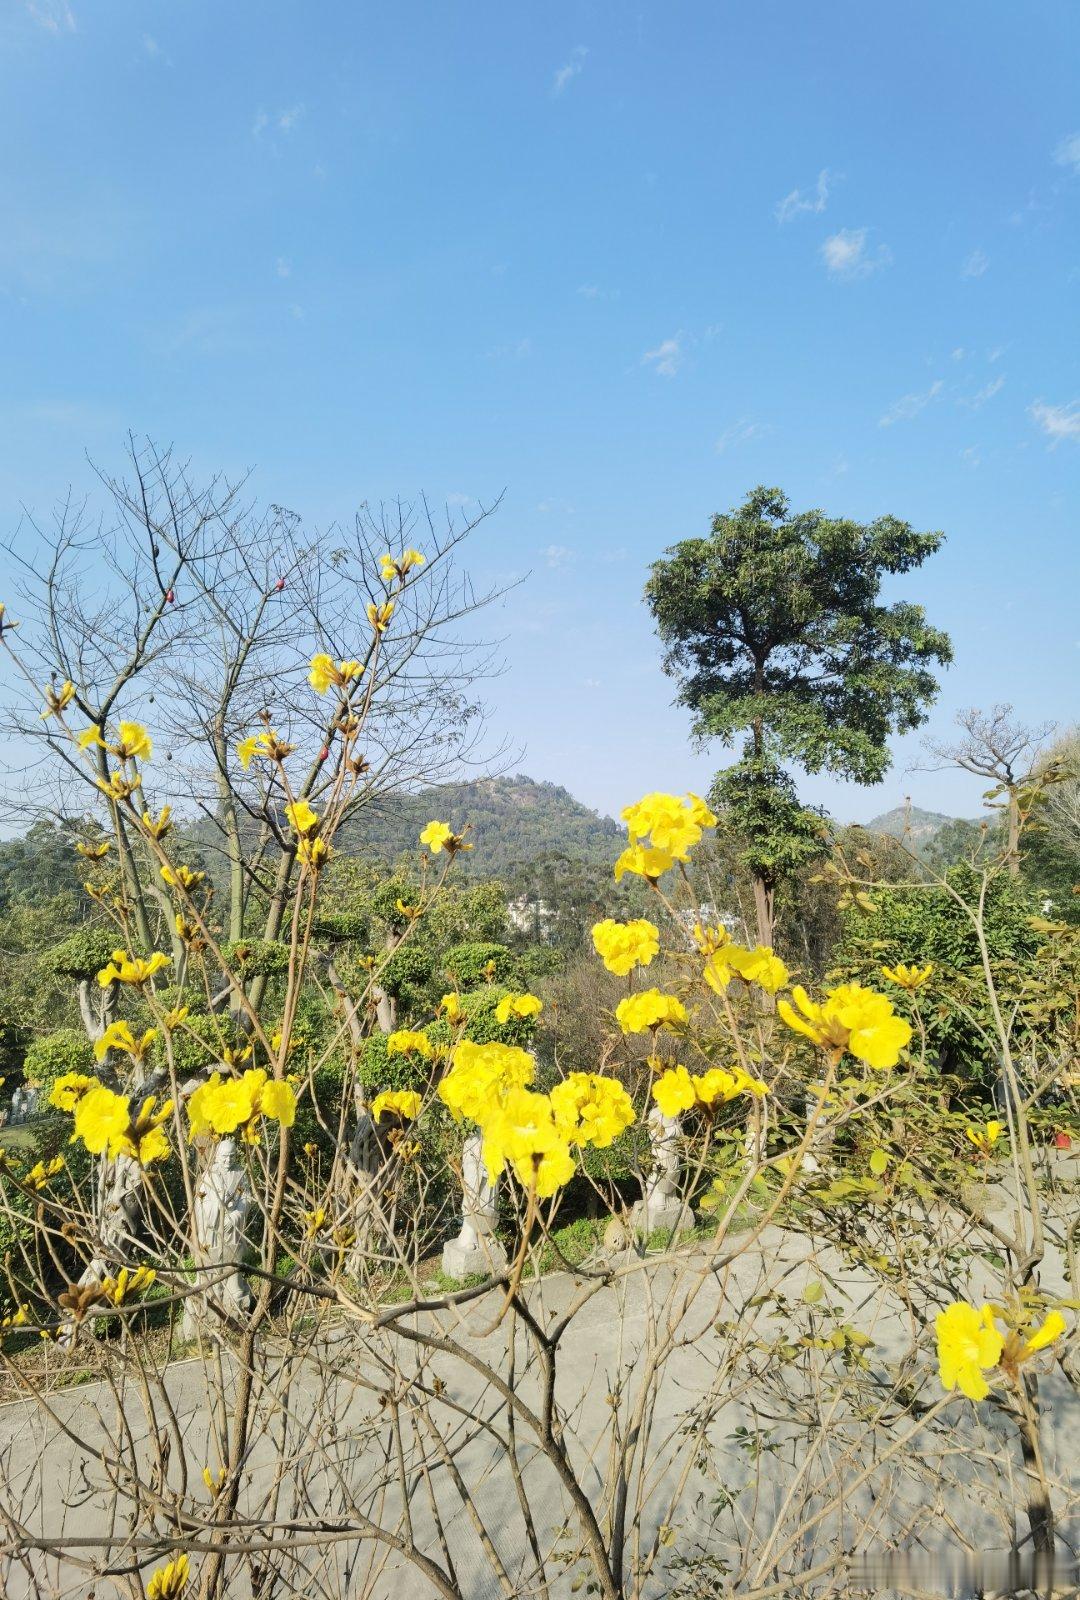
[{"xmin": 645, "ymin": 486, "xmax": 952, "ymax": 946}]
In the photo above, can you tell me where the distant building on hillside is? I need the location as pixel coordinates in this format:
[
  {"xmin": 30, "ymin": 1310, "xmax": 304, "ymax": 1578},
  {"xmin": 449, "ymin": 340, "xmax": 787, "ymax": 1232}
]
[{"xmin": 506, "ymin": 894, "xmax": 557, "ymax": 940}]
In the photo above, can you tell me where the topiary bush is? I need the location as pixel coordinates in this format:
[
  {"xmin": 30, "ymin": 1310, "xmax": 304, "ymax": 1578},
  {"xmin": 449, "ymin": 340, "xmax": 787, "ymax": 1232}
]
[
  {"xmin": 21, "ymin": 1028, "xmax": 96, "ymax": 1095},
  {"xmin": 46, "ymin": 927, "xmax": 117, "ymax": 981},
  {"xmin": 443, "ymin": 941, "xmax": 518, "ymax": 989},
  {"xmin": 220, "ymin": 939, "xmax": 291, "ymax": 980}
]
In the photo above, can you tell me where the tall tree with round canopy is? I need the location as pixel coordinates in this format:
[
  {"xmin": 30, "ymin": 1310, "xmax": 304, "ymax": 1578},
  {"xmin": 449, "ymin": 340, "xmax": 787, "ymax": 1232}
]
[{"xmin": 645, "ymin": 486, "xmax": 952, "ymax": 946}]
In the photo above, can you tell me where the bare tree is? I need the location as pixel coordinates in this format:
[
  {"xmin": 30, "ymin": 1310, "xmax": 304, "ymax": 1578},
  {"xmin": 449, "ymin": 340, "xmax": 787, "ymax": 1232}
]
[{"xmin": 926, "ymin": 704, "xmax": 1055, "ymax": 875}]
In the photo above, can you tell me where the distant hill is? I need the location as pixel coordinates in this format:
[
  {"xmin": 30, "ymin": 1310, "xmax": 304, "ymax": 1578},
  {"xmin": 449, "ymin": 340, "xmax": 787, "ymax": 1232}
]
[
  {"xmin": 343, "ymin": 775, "xmax": 623, "ymax": 878},
  {"xmin": 864, "ymin": 804, "xmax": 958, "ymax": 848}
]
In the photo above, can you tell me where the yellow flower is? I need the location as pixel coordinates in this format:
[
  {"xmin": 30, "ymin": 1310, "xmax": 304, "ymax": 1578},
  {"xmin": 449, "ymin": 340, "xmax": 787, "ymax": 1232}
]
[
  {"xmin": 49, "ymin": 1072, "xmax": 98, "ymax": 1111},
  {"xmin": 23, "ymin": 1156, "xmax": 64, "ymax": 1191},
  {"xmin": 73, "ymin": 1087, "xmax": 171, "ymax": 1164},
  {"xmin": 881, "ymin": 962, "xmax": 933, "ymax": 991},
  {"xmin": 380, "ymin": 548, "xmax": 425, "ymax": 583},
  {"xmin": 386, "ymin": 1029, "xmax": 435, "ymax": 1060},
  {"xmin": 438, "ymin": 1039, "xmax": 536, "ymax": 1123},
  {"xmin": 187, "ymin": 1070, "xmax": 294, "ymax": 1139},
  {"xmin": 98, "ymin": 949, "xmax": 171, "ymax": 987},
  {"xmin": 684, "ymin": 792, "xmax": 717, "ymax": 828},
  {"xmin": 702, "ymin": 948, "xmax": 736, "ymax": 993},
  {"xmin": 142, "ymin": 805, "xmax": 173, "ymax": 840},
  {"xmin": 936, "ymin": 1301, "xmax": 1003, "ymax": 1401},
  {"xmin": 75, "ymin": 839, "xmax": 110, "ymax": 860},
  {"xmin": 620, "ymin": 792, "xmax": 709, "ymax": 860},
  {"xmin": 162, "ymin": 1005, "xmax": 189, "ymax": 1030},
  {"xmin": 100, "ymin": 1265, "xmax": 156, "ymax": 1305},
  {"xmin": 494, "ymin": 992, "xmax": 543, "ymax": 1024},
  {"xmin": 1023, "ymin": 1310, "xmax": 1066, "ymax": 1355},
  {"xmin": 112, "ymin": 721, "xmax": 152, "ymax": 761},
  {"xmin": 296, "ymin": 835, "xmax": 330, "ymax": 869},
  {"xmin": 93, "ymin": 1020, "xmax": 157, "ymax": 1063},
  {"xmin": 419, "ymin": 820, "xmax": 472, "ymax": 856},
  {"xmin": 308, "ymin": 655, "xmax": 364, "ymax": 695},
  {"xmin": 259, "ymin": 1079, "xmax": 296, "ymax": 1127},
  {"xmin": 591, "ymin": 918, "xmax": 660, "ymax": 976},
  {"xmin": 147, "ymin": 1554, "xmax": 189, "ymax": 1599},
  {"xmin": 777, "ymin": 983, "xmax": 911, "ymax": 1070},
  {"xmin": 651, "ymin": 1066, "xmax": 697, "ymax": 1117},
  {"xmin": 161, "ymin": 864, "xmax": 205, "ymax": 891},
  {"xmin": 692, "ymin": 922, "xmax": 730, "ymax": 956},
  {"xmin": 284, "ymin": 798, "xmax": 319, "ymax": 835},
  {"xmin": 692, "ymin": 1066, "xmax": 768, "ymax": 1105},
  {"xmin": 480, "ymin": 1088, "xmax": 576, "ymax": 1197},
  {"xmin": 96, "ymin": 769, "xmax": 141, "ymax": 801},
  {"xmin": 77, "ymin": 726, "xmax": 104, "ymax": 750},
  {"xmin": 41, "ymin": 679, "xmax": 75, "ymax": 718},
  {"xmin": 549, "ymin": 1073, "xmax": 635, "ymax": 1148},
  {"xmin": 613, "ymin": 844, "xmax": 675, "ymax": 883},
  {"xmin": 615, "ymin": 989, "xmax": 688, "ymax": 1035},
  {"xmin": 371, "ymin": 1089, "xmax": 423, "ymax": 1123},
  {"xmin": 368, "ymin": 600, "xmax": 395, "ymax": 633},
  {"xmin": 965, "ymin": 1121, "xmax": 1002, "ymax": 1154},
  {"xmin": 236, "ymin": 734, "xmax": 261, "ymax": 770},
  {"xmin": 202, "ymin": 1466, "xmax": 226, "ymax": 1497},
  {"xmin": 395, "ymin": 897, "xmax": 423, "ymax": 918},
  {"xmin": 439, "ymin": 992, "xmax": 464, "ymax": 1022},
  {"xmin": 724, "ymin": 944, "xmax": 789, "ymax": 994}
]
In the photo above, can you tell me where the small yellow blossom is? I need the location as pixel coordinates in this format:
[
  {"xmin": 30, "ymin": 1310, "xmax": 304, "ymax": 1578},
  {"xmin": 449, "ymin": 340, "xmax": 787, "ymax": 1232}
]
[
  {"xmin": 495, "ymin": 992, "xmax": 543, "ymax": 1024},
  {"xmin": 550, "ymin": 1073, "xmax": 635, "ymax": 1148},
  {"xmin": 296, "ymin": 834, "xmax": 330, "ymax": 869},
  {"xmin": 380, "ymin": 549, "xmax": 425, "ymax": 583},
  {"xmin": 73, "ymin": 1087, "xmax": 172, "ymax": 1164},
  {"xmin": 161, "ymin": 863, "xmax": 204, "ymax": 891},
  {"xmin": 98, "ymin": 949, "xmax": 171, "ymax": 987},
  {"xmin": 162, "ymin": 1005, "xmax": 190, "ymax": 1030},
  {"xmin": 439, "ymin": 991, "xmax": 464, "ymax": 1022},
  {"xmin": 284, "ymin": 798, "xmax": 319, "ymax": 835},
  {"xmin": 141, "ymin": 805, "xmax": 173, "ymax": 839},
  {"xmin": 100, "ymin": 1265, "xmax": 156, "ymax": 1306},
  {"xmin": 112, "ymin": 721, "xmax": 152, "ymax": 761},
  {"xmin": 41, "ymin": 679, "xmax": 75, "ymax": 718},
  {"xmin": 480, "ymin": 1087, "xmax": 576, "ymax": 1197},
  {"xmin": 96, "ymin": 769, "xmax": 141, "ymax": 801},
  {"xmin": 419, "ymin": 819, "xmax": 472, "ymax": 855},
  {"xmin": 725, "ymin": 944, "xmax": 789, "ymax": 994},
  {"xmin": 93, "ymin": 1020, "xmax": 157, "ymax": 1064},
  {"xmin": 49, "ymin": 1071, "xmax": 97, "ymax": 1111},
  {"xmin": 308, "ymin": 654, "xmax": 364, "ymax": 695},
  {"xmin": 147, "ymin": 1554, "xmax": 189, "ymax": 1599},
  {"xmin": 613, "ymin": 843, "xmax": 676, "ymax": 883},
  {"xmin": 187, "ymin": 1070, "xmax": 296, "ymax": 1141},
  {"xmin": 371, "ymin": 1088, "xmax": 423, "ymax": 1122},
  {"xmin": 591, "ymin": 918, "xmax": 660, "ymax": 976},
  {"xmin": 1023, "ymin": 1310, "xmax": 1066, "ymax": 1355},
  {"xmin": 936, "ymin": 1300, "xmax": 1003, "ymax": 1401},
  {"xmin": 621, "ymin": 792, "xmax": 712, "ymax": 860},
  {"xmin": 77, "ymin": 726, "xmax": 104, "ymax": 749},
  {"xmin": 23, "ymin": 1156, "xmax": 64, "ymax": 1191},
  {"xmin": 75, "ymin": 839, "xmax": 110, "ymax": 860},
  {"xmin": 881, "ymin": 962, "xmax": 934, "ymax": 991},
  {"xmin": 615, "ymin": 989, "xmax": 688, "ymax": 1035},
  {"xmin": 367, "ymin": 600, "xmax": 395, "ymax": 634},
  {"xmin": 651, "ymin": 1065, "xmax": 697, "ymax": 1118},
  {"xmin": 965, "ymin": 1121, "xmax": 1002, "ymax": 1154},
  {"xmin": 438, "ymin": 1039, "xmax": 535, "ymax": 1123},
  {"xmin": 202, "ymin": 1466, "xmax": 226, "ymax": 1497}
]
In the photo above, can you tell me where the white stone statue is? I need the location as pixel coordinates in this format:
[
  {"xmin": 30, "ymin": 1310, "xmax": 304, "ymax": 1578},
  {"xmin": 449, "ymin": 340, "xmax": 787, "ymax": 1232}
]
[
  {"xmin": 441, "ymin": 1128, "xmax": 507, "ymax": 1279},
  {"xmin": 631, "ymin": 1107, "xmax": 695, "ymax": 1238},
  {"xmin": 183, "ymin": 1138, "xmax": 254, "ymax": 1339}
]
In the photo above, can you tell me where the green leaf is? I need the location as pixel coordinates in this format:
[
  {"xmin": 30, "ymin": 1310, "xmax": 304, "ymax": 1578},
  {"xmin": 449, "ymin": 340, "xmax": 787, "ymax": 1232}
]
[{"xmin": 869, "ymin": 1148, "xmax": 889, "ymax": 1176}]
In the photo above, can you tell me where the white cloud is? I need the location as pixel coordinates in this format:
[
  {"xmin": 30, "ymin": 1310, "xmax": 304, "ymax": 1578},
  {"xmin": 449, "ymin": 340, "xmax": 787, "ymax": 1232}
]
[
  {"xmin": 1053, "ymin": 132, "xmax": 1080, "ymax": 173},
  {"xmin": 25, "ymin": 0, "xmax": 75, "ymax": 31},
  {"xmin": 878, "ymin": 379, "xmax": 944, "ymax": 427},
  {"xmin": 951, "ymin": 347, "xmax": 966, "ymax": 361},
  {"xmin": 552, "ymin": 46, "xmax": 587, "ymax": 96},
  {"xmin": 715, "ymin": 418, "xmax": 768, "ymax": 453},
  {"xmin": 775, "ymin": 168, "xmax": 833, "ymax": 224},
  {"xmin": 543, "ymin": 544, "xmax": 574, "ymax": 569},
  {"xmin": 487, "ymin": 337, "xmax": 532, "ymax": 360},
  {"xmin": 961, "ymin": 446, "xmax": 982, "ymax": 469},
  {"xmin": 275, "ymin": 257, "xmax": 291, "ymax": 278},
  {"xmin": 821, "ymin": 228, "xmax": 891, "ymax": 279},
  {"xmin": 445, "ymin": 492, "xmax": 473, "ymax": 508},
  {"xmin": 253, "ymin": 105, "xmax": 304, "ymax": 137},
  {"xmin": 142, "ymin": 33, "xmax": 160, "ymax": 57},
  {"xmin": 1030, "ymin": 399, "xmax": 1080, "ymax": 445},
  {"xmin": 962, "ymin": 247, "xmax": 989, "ymax": 278},
  {"xmin": 969, "ymin": 374, "xmax": 1005, "ymax": 407},
  {"xmin": 642, "ymin": 335, "xmax": 682, "ymax": 377}
]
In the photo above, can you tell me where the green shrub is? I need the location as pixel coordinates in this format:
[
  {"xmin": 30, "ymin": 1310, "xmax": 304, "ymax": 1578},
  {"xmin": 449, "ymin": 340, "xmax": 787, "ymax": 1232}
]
[
  {"xmin": 220, "ymin": 939, "xmax": 290, "ymax": 979},
  {"xmin": 46, "ymin": 927, "xmax": 116, "ymax": 981},
  {"xmin": 22, "ymin": 1028, "xmax": 96, "ymax": 1094},
  {"xmin": 443, "ymin": 941, "xmax": 517, "ymax": 989}
]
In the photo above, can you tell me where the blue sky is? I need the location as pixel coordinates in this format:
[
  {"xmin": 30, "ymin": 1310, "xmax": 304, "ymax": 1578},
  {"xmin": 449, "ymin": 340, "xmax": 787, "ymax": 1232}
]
[{"xmin": 2, "ymin": 0, "xmax": 1078, "ymax": 824}]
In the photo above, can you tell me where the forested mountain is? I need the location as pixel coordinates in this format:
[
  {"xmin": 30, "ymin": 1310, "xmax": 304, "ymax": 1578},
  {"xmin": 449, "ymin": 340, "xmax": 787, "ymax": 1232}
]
[{"xmin": 343, "ymin": 775, "xmax": 624, "ymax": 877}]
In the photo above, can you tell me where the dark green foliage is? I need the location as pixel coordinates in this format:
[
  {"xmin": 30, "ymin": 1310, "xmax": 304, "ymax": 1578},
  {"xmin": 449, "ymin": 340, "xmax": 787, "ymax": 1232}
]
[
  {"xmin": 47, "ymin": 926, "xmax": 117, "ymax": 981},
  {"xmin": 358, "ymin": 1031, "xmax": 435, "ymax": 1095},
  {"xmin": 310, "ymin": 909, "xmax": 368, "ymax": 943},
  {"xmin": 22, "ymin": 1028, "xmax": 96, "ymax": 1093},
  {"xmin": 0, "ymin": 820, "xmax": 81, "ymax": 912},
  {"xmin": 220, "ymin": 939, "xmax": 290, "ymax": 980},
  {"xmin": 646, "ymin": 486, "xmax": 951, "ymax": 921},
  {"xmin": 442, "ymin": 941, "xmax": 516, "ymax": 989},
  {"xmin": 834, "ymin": 865, "xmax": 1039, "ymax": 1083}
]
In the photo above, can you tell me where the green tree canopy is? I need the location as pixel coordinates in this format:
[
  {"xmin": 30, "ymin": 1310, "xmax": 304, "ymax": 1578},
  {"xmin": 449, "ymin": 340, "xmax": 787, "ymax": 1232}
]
[{"xmin": 646, "ymin": 486, "xmax": 952, "ymax": 942}]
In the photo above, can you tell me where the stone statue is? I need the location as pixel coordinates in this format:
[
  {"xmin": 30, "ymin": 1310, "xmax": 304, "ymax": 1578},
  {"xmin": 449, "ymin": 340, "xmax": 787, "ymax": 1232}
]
[
  {"xmin": 631, "ymin": 1107, "xmax": 695, "ymax": 1238},
  {"xmin": 441, "ymin": 1128, "xmax": 507, "ymax": 1279},
  {"xmin": 183, "ymin": 1138, "xmax": 254, "ymax": 1339}
]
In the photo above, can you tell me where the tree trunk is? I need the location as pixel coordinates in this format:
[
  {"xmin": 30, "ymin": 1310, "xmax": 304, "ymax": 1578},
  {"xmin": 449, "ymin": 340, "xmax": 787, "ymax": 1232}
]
[
  {"xmin": 751, "ymin": 874, "xmax": 774, "ymax": 949},
  {"xmin": 1006, "ymin": 791, "xmax": 1021, "ymax": 877}
]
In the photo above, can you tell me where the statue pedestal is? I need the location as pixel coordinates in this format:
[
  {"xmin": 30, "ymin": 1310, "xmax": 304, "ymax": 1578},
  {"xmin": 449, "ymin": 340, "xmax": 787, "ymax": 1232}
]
[
  {"xmin": 441, "ymin": 1231, "xmax": 508, "ymax": 1279},
  {"xmin": 630, "ymin": 1196, "xmax": 695, "ymax": 1239}
]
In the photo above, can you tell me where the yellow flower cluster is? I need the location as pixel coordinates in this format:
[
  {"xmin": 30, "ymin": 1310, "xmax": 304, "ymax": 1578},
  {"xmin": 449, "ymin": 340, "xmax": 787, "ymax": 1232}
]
[
  {"xmin": 778, "ymin": 983, "xmax": 912, "ymax": 1070},
  {"xmin": 308, "ymin": 654, "xmax": 364, "ymax": 695},
  {"xmin": 936, "ymin": 1301, "xmax": 1065, "ymax": 1401},
  {"xmin": 703, "ymin": 941, "xmax": 789, "ymax": 995},
  {"xmin": 41, "ymin": 679, "xmax": 75, "ymax": 718},
  {"xmin": 97, "ymin": 949, "xmax": 170, "ymax": 987},
  {"xmin": 162, "ymin": 863, "xmax": 205, "ymax": 891},
  {"xmin": 101, "ymin": 1264, "xmax": 156, "ymax": 1306},
  {"xmin": 548, "ymin": 1072, "xmax": 635, "ymax": 1149},
  {"xmin": 94, "ymin": 1020, "xmax": 157, "ymax": 1064},
  {"xmin": 495, "ymin": 992, "xmax": 543, "ymax": 1023},
  {"xmin": 615, "ymin": 989, "xmax": 688, "ymax": 1035},
  {"xmin": 72, "ymin": 1086, "xmax": 172, "ymax": 1164},
  {"xmin": 380, "ymin": 548, "xmax": 425, "ymax": 583},
  {"xmin": 147, "ymin": 1554, "xmax": 189, "ymax": 1599},
  {"xmin": 881, "ymin": 962, "xmax": 933, "ymax": 991},
  {"xmin": 284, "ymin": 799, "xmax": 330, "ymax": 869},
  {"xmin": 188, "ymin": 1070, "xmax": 296, "ymax": 1142},
  {"xmin": 386, "ymin": 1029, "xmax": 435, "ymax": 1060},
  {"xmin": 371, "ymin": 1089, "xmax": 422, "ymax": 1123},
  {"xmin": 49, "ymin": 1071, "xmax": 97, "ymax": 1111},
  {"xmin": 236, "ymin": 728, "xmax": 294, "ymax": 769},
  {"xmin": 613, "ymin": 791, "xmax": 716, "ymax": 881},
  {"xmin": 438, "ymin": 1040, "xmax": 536, "ymax": 1123},
  {"xmin": 368, "ymin": 600, "xmax": 395, "ymax": 634},
  {"xmin": 651, "ymin": 1063, "xmax": 768, "ymax": 1118},
  {"xmin": 965, "ymin": 1120, "xmax": 1002, "ymax": 1154},
  {"xmin": 591, "ymin": 918, "xmax": 660, "ymax": 976}
]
